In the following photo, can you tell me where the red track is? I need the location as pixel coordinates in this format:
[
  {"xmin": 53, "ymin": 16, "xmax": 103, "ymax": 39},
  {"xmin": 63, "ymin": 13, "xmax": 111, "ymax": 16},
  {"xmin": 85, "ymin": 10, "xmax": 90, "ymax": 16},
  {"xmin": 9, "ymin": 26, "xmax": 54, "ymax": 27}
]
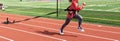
[{"xmin": 0, "ymin": 12, "xmax": 120, "ymax": 41}]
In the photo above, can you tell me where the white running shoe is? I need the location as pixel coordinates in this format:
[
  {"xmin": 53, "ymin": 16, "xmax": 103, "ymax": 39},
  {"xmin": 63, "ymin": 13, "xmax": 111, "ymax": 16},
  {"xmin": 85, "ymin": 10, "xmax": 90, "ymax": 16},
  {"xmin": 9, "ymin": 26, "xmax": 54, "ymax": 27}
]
[
  {"xmin": 78, "ymin": 28, "xmax": 85, "ymax": 32},
  {"xmin": 59, "ymin": 30, "xmax": 64, "ymax": 35},
  {"xmin": 78, "ymin": 27, "xmax": 85, "ymax": 32}
]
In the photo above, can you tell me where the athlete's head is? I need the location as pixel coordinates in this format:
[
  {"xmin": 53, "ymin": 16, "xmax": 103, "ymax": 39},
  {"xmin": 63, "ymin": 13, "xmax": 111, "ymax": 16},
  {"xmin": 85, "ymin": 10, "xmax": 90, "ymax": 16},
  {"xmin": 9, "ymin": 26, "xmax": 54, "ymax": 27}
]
[
  {"xmin": 69, "ymin": 0, "xmax": 78, "ymax": 3},
  {"xmin": 68, "ymin": 0, "xmax": 72, "ymax": 2}
]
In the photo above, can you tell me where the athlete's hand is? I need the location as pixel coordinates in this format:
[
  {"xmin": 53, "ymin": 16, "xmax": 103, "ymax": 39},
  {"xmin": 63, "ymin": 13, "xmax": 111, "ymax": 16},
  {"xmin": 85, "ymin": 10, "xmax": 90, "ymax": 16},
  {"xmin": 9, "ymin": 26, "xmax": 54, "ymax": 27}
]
[
  {"xmin": 82, "ymin": 2, "xmax": 86, "ymax": 8},
  {"xmin": 82, "ymin": 2, "xmax": 86, "ymax": 6}
]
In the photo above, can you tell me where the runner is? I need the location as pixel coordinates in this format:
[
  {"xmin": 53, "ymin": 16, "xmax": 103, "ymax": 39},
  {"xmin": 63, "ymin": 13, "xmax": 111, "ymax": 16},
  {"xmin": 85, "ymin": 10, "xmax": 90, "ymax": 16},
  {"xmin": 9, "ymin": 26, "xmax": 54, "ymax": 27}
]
[{"xmin": 59, "ymin": 0, "xmax": 86, "ymax": 35}]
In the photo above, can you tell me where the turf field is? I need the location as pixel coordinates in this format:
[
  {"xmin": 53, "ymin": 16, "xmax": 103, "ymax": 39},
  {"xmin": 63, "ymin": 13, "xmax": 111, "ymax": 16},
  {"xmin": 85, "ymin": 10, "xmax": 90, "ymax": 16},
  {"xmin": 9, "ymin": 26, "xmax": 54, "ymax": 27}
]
[{"xmin": 0, "ymin": 0, "xmax": 120, "ymax": 26}]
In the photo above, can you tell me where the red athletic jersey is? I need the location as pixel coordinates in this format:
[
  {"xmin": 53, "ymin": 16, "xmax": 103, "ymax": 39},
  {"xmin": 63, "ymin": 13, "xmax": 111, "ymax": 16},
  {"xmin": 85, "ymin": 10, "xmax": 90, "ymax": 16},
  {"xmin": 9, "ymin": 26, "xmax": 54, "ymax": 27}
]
[
  {"xmin": 69, "ymin": 0, "xmax": 84, "ymax": 11},
  {"xmin": 67, "ymin": 0, "xmax": 85, "ymax": 19}
]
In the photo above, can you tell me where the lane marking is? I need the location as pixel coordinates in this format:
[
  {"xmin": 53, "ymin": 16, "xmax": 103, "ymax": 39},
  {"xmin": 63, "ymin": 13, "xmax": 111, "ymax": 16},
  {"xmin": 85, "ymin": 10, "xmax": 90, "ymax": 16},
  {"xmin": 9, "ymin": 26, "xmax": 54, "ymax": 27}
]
[
  {"xmin": 0, "ymin": 36, "xmax": 14, "ymax": 41},
  {"xmin": 28, "ymin": 19, "xmax": 120, "ymax": 34},
  {"xmin": 0, "ymin": 13, "xmax": 120, "ymax": 30},
  {"xmin": 0, "ymin": 15, "xmax": 118, "ymax": 40},
  {"xmin": 17, "ymin": 23, "xmax": 118, "ymax": 41},
  {"xmin": 87, "ymin": 5, "xmax": 106, "ymax": 7},
  {"xmin": 83, "ymin": 9, "xmax": 120, "ymax": 12},
  {"xmin": 38, "ymin": 17, "xmax": 120, "ymax": 29},
  {"xmin": 84, "ymin": 17, "xmax": 120, "ymax": 22},
  {"xmin": 0, "ymin": 17, "xmax": 120, "ymax": 34},
  {"xmin": 0, "ymin": 26, "xmax": 66, "ymax": 41}
]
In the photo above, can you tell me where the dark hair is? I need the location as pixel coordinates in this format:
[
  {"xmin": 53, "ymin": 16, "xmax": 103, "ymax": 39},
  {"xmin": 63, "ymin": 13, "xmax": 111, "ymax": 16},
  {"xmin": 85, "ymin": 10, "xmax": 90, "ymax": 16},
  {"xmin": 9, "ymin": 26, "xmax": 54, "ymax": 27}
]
[
  {"xmin": 69, "ymin": 0, "xmax": 72, "ymax": 2},
  {"xmin": 0, "ymin": 3, "xmax": 3, "ymax": 6}
]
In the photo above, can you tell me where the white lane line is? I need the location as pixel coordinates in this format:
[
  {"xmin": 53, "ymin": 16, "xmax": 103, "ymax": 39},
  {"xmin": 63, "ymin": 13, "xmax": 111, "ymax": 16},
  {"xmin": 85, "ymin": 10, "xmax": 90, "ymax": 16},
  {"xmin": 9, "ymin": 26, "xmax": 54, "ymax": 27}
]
[
  {"xmin": 1, "ymin": 14, "xmax": 120, "ymax": 29},
  {"xmin": 87, "ymin": 5, "xmax": 107, "ymax": 7},
  {"xmin": 39, "ymin": 18, "xmax": 120, "ymax": 29},
  {"xmin": 0, "ymin": 17, "xmax": 120, "ymax": 35},
  {"xmin": 0, "ymin": 36, "xmax": 14, "ymax": 41},
  {"xmin": 29, "ymin": 19, "xmax": 120, "ymax": 34},
  {"xmin": 109, "ymin": 7, "xmax": 120, "ymax": 11},
  {"xmin": 0, "ymin": 26, "xmax": 66, "ymax": 41},
  {"xmin": 86, "ymin": 23, "xmax": 120, "ymax": 29},
  {"xmin": 97, "ymin": 25, "xmax": 102, "ymax": 27},
  {"xmin": 0, "ymin": 16, "xmax": 118, "ymax": 40},
  {"xmin": 83, "ymin": 9, "xmax": 120, "ymax": 12},
  {"xmin": 84, "ymin": 17, "xmax": 120, "ymax": 22},
  {"xmin": 17, "ymin": 23, "xmax": 118, "ymax": 41}
]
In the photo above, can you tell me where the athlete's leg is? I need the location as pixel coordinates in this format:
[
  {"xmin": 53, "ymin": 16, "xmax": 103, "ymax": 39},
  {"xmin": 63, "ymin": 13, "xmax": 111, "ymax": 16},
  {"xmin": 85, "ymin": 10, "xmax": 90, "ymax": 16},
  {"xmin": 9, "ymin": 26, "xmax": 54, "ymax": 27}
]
[
  {"xmin": 76, "ymin": 14, "xmax": 82, "ymax": 27},
  {"xmin": 59, "ymin": 18, "xmax": 71, "ymax": 35},
  {"xmin": 74, "ymin": 14, "xmax": 84, "ymax": 32}
]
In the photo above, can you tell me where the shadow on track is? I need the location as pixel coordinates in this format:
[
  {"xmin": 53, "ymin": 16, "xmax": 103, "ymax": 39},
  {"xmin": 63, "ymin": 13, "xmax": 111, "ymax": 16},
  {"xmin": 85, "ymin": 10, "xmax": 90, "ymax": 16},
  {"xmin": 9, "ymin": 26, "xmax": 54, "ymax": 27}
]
[
  {"xmin": 2, "ymin": 12, "xmax": 56, "ymax": 24},
  {"xmin": 35, "ymin": 30, "xmax": 77, "ymax": 37}
]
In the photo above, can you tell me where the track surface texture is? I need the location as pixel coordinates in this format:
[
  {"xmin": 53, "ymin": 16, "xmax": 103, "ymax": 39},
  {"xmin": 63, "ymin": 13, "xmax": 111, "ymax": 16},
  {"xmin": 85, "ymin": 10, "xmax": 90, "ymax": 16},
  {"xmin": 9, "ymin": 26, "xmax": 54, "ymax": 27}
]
[{"xmin": 0, "ymin": 12, "xmax": 120, "ymax": 41}]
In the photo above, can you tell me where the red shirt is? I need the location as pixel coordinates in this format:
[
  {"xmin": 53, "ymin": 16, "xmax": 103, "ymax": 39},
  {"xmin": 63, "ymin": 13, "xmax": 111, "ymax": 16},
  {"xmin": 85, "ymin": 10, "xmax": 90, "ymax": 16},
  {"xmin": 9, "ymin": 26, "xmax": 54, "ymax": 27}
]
[
  {"xmin": 67, "ymin": 0, "xmax": 85, "ymax": 19},
  {"xmin": 69, "ymin": 0, "xmax": 84, "ymax": 11}
]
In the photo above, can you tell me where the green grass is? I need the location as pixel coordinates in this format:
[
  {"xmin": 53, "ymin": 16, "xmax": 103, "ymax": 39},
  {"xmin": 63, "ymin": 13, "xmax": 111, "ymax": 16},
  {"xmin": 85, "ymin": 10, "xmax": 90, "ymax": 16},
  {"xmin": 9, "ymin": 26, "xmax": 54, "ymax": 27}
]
[{"xmin": 0, "ymin": 0, "xmax": 120, "ymax": 27}]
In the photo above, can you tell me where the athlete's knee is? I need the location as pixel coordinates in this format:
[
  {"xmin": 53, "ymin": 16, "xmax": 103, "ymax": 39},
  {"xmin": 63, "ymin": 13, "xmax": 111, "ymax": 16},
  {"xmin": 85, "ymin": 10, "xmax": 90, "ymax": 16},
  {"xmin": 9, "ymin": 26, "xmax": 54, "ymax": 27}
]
[
  {"xmin": 78, "ymin": 17, "xmax": 82, "ymax": 21},
  {"xmin": 64, "ymin": 22, "xmax": 69, "ymax": 25},
  {"xmin": 78, "ymin": 15, "xmax": 83, "ymax": 20}
]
